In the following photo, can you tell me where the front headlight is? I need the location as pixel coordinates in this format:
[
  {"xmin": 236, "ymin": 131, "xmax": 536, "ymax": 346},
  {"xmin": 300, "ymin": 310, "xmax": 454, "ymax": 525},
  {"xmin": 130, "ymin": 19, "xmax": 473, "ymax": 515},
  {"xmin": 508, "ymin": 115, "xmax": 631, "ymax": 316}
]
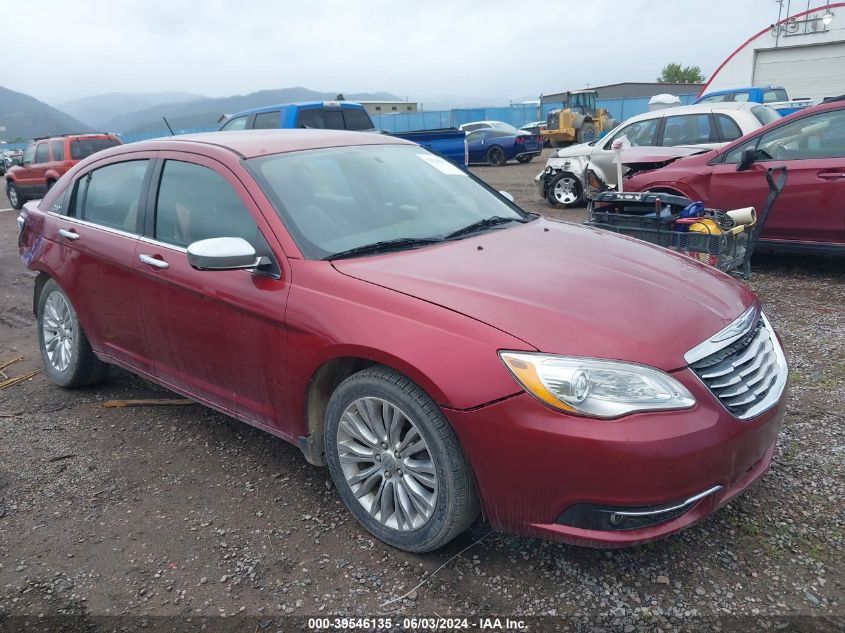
[{"xmin": 499, "ymin": 352, "xmax": 695, "ymax": 419}]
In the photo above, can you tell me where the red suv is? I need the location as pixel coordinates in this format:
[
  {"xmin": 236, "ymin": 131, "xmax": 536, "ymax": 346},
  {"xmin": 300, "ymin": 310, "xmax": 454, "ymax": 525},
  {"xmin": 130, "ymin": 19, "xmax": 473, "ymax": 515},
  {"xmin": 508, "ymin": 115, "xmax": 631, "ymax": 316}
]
[
  {"xmin": 5, "ymin": 133, "xmax": 121, "ymax": 209},
  {"xmin": 624, "ymin": 99, "xmax": 845, "ymax": 254},
  {"xmin": 17, "ymin": 130, "xmax": 788, "ymax": 552}
]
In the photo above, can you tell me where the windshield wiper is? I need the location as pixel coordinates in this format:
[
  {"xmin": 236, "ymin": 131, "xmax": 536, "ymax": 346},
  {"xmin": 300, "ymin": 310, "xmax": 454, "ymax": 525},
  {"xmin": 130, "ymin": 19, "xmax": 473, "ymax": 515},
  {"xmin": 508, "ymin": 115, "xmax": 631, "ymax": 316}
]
[
  {"xmin": 324, "ymin": 237, "xmax": 443, "ymax": 260},
  {"xmin": 443, "ymin": 216, "xmax": 526, "ymax": 240}
]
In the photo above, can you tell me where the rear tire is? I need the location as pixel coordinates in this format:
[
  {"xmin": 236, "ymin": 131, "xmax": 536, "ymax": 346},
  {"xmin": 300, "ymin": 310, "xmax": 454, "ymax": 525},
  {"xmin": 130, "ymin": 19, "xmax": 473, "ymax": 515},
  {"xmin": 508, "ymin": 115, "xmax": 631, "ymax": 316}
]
[
  {"xmin": 325, "ymin": 366, "xmax": 480, "ymax": 552},
  {"xmin": 7, "ymin": 181, "xmax": 25, "ymax": 210},
  {"xmin": 486, "ymin": 146, "xmax": 506, "ymax": 166},
  {"xmin": 37, "ymin": 279, "xmax": 107, "ymax": 388},
  {"xmin": 516, "ymin": 155, "xmax": 534, "ymax": 164}
]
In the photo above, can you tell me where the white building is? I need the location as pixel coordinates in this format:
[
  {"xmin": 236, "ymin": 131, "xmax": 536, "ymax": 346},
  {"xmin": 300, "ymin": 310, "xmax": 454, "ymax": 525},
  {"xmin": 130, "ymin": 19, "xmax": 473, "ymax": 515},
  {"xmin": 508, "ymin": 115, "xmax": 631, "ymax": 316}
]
[{"xmin": 702, "ymin": 2, "xmax": 845, "ymax": 101}]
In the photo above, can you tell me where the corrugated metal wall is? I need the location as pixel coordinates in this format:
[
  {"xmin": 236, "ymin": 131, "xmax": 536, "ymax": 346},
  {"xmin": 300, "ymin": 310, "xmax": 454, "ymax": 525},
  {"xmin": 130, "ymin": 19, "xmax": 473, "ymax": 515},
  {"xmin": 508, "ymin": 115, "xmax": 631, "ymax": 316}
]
[
  {"xmin": 2, "ymin": 95, "xmax": 699, "ymax": 149},
  {"xmin": 374, "ymin": 95, "xmax": 698, "ymax": 132}
]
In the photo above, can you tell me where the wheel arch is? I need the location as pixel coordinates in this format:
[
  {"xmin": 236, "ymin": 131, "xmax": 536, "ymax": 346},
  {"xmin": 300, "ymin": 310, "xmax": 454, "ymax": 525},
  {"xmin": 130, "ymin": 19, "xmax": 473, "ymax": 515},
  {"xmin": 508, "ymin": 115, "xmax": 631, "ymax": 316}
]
[
  {"xmin": 299, "ymin": 349, "xmax": 452, "ymax": 466},
  {"xmin": 33, "ymin": 271, "xmax": 51, "ymax": 316}
]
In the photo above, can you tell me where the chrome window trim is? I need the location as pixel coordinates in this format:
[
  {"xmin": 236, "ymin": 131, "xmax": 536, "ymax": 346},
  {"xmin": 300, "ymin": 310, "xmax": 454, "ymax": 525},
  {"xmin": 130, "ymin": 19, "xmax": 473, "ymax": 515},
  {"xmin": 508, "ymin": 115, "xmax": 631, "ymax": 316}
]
[
  {"xmin": 47, "ymin": 211, "xmax": 140, "ymax": 240},
  {"xmin": 684, "ymin": 305, "xmax": 759, "ymax": 365},
  {"xmin": 139, "ymin": 235, "xmax": 187, "ymax": 254}
]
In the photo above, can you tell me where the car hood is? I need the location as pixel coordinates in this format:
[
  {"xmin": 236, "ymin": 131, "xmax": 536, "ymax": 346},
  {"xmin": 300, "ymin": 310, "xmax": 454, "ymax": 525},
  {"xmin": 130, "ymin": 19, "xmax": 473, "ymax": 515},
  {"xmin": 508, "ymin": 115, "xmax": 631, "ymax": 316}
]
[
  {"xmin": 551, "ymin": 142, "xmax": 596, "ymax": 159},
  {"xmin": 332, "ymin": 219, "xmax": 756, "ymax": 371},
  {"xmin": 620, "ymin": 146, "xmax": 713, "ymax": 166}
]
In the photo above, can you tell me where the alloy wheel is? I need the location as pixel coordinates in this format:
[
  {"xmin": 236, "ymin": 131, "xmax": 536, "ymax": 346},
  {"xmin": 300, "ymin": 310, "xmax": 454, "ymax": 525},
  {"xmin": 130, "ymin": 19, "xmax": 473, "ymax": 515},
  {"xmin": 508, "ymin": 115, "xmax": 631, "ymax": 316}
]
[
  {"xmin": 336, "ymin": 396, "xmax": 438, "ymax": 531},
  {"xmin": 8, "ymin": 186, "xmax": 19, "ymax": 208},
  {"xmin": 42, "ymin": 292, "xmax": 74, "ymax": 372}
]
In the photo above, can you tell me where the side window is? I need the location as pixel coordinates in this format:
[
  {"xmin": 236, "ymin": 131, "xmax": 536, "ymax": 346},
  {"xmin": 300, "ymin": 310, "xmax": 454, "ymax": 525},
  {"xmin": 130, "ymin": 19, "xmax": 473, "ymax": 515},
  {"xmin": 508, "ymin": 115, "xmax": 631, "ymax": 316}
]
[
  {"xmin": 763, "ymin": 89, "xmax": 788, "ymax": 103},
  {"xmin": 22, "ymin": 144, "xmax": 36, "ymax": 165},
  {"xmin": 50, "ymin": 140, "xmax": 65, "ymax": 161},
  {"xmin": 466, "ymin": 131, "xmax": 483, "ymax": 142},
  {"xmin": 79, "ymin": 160, "xmax": 149, "ymax": 232},
  {"xmin": 35, "ymin": 143, "xmax": 49, "ymax": 164},
  {"xmin": 661, "ymin": 114, "xmax": 713, "ymax": 146},
  {"xmin": 605, "ymin": 118, "xmax": 658, "ymax": 148},
  {"xmin": 220, "ymin": 116, "xmax": 248, "ymax": 131},
  {"xmin": 252, "ymin": 111, "xmax": 280, "ymax": 129},
  {"xmin": 755, "ymin": 109, "xmax": 845, "ymax": 161},
  {"xmin": 715, "ymin": 114, "xmax": 743, "ymax": 142},
  {"xmin": 699, "ymin": 95, "xmax": 725, "ymax": 104},
  {"xmin": 154, "ymin": 160, "xmax": 264, "ymax": 249},
  {"xmin": 296, "ymin": 109, "xmax": 327, "ymax": 129},
  {"xmin": 462, "ymin": 124, "xmax": 482, "ymax": 133},
  {"xmin": 732, "ymin": 92, "xmax": 750, "ymax": 102}
]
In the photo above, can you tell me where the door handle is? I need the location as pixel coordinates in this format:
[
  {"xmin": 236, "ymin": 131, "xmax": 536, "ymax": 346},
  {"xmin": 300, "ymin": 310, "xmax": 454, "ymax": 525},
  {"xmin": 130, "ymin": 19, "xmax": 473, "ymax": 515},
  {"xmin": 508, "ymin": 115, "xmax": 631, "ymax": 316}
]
[
  {"xmin": 58, "ymin": 228, "xmax": 80, "ymax": 241},
  {"xmin": 139, "ymin": 253, "xmax": 169, "ymax": 269},
  {"xmin": 817, "ymin": 170, "xmax": 845, "ymax": 180}
]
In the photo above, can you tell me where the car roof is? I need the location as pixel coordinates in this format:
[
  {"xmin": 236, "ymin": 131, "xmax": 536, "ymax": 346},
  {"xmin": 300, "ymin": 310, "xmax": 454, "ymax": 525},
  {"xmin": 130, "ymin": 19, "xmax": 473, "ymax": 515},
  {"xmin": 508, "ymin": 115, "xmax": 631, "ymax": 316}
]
[
  {"xmin": 227, "ymin": 100, "xmax": 365, "ymax": 118},
  {"xmin": 97, "ymin": 129, "xmax": 411, "ymax": 160},
  {"xmin": 701, "ymin": 85, "xmax": 785, "ymax": 96},
  {"xmin": 626, "ymin": 101, "xmax": 761, "ymax": 122}
]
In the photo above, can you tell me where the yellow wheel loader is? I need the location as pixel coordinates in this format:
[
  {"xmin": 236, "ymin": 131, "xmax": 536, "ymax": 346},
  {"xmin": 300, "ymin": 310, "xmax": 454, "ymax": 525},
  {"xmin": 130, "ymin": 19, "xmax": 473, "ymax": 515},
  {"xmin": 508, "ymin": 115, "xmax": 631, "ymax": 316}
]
[{"xmin": 541, "ymin": 90, "xmax": 618, "ymax": 148}]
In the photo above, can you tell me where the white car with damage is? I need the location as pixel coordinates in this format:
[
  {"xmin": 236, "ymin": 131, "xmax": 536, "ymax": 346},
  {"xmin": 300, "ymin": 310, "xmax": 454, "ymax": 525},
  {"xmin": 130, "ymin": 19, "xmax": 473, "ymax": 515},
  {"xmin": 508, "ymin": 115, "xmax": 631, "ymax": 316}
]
[{"xmin": 535, "ymin": 102, "xmax": 781, "ymax": 207}]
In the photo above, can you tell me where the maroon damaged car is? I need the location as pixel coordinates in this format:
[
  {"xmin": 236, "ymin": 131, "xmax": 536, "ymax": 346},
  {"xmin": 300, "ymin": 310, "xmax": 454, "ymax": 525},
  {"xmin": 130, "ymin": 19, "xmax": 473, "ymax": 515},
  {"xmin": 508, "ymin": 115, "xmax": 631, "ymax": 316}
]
[
  {"xmin": 17, "ymin": 129, "xmax": 788, "ymax": 552},
  {"xmin": 624, "ymin": 98, "xmax": 845, "ymax": 254}
]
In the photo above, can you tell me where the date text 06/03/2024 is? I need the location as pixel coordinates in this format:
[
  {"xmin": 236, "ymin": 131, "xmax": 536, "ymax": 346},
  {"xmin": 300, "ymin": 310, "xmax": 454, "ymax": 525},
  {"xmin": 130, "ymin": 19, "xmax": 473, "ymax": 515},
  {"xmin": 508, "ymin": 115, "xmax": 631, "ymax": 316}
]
[{"xmin": 306, "ymin": 617, "xmax": 527, "ymax": 630}]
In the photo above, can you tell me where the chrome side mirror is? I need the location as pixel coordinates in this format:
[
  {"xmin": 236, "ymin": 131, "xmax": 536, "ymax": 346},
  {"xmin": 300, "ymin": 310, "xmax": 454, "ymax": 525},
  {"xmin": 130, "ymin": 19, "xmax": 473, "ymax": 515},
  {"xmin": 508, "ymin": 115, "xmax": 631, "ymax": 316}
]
[{"xmin": 186, "ymin": 237, "xmax": 264, "ymax": 271}]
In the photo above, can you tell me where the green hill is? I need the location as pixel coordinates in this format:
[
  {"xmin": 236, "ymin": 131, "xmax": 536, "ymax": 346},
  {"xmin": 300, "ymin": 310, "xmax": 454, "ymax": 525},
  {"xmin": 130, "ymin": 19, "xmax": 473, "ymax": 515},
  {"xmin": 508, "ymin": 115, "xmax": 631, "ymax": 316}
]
[{"xmin": 0, "ymin": 85, "xmax": 92, "ymax": 141}]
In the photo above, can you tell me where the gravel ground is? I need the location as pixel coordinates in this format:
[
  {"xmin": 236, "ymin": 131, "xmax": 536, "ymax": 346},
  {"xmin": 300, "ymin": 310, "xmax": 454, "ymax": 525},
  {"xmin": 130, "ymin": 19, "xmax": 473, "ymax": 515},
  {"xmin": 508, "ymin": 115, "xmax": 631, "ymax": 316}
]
[{"xmin": 0, "ymin": 151, "xmax": 843, "ymax": 632}]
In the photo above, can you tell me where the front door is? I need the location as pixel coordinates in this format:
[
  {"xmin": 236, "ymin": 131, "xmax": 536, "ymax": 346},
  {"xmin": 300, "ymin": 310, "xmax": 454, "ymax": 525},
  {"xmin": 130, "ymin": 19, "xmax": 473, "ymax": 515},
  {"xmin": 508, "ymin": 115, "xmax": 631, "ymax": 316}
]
[
  {"xmin": 709, "ymin": 108, "xmax": 845, "ymax": 245},
  {"xmin": 133, "ymin": 154, "xmax": 292, "ymax": 431}
]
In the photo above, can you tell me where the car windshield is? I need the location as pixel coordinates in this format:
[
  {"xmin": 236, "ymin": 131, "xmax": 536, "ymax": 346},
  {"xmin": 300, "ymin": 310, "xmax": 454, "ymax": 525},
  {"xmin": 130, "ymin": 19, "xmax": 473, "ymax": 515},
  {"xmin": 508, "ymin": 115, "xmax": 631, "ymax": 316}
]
[
  {"xmin": 70, "ymin": 138, "xmax": 120, "ymax": 160},
  {"xmin": 249, "ymin": 144, "xmax": 530, "ymax": 259}
]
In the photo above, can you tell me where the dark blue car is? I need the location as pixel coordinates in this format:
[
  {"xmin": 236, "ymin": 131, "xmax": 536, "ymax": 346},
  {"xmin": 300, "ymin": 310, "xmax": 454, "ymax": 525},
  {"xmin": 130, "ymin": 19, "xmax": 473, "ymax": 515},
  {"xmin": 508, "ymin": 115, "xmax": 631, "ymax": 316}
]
[{"xmin": 465, "ymin": 128, "xmax": 543, "ymax": 166}]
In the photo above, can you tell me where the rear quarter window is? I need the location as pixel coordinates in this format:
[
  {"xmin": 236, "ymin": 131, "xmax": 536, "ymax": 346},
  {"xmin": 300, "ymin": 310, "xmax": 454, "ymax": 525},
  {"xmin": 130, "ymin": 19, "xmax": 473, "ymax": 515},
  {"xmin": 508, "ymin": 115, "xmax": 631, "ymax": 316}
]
[
  {"xmin": 715, "ymin": 114, "xmax": 743, "ymax": 142},
  {"xmin": 71, "ymin": 138, "xmax": 120, "ymax": 160},
  {"xmin": 752, "ymin": 105, "xmax": 781, "ymax": 126},
  {"xmin": 253, "ymin": 111, "xmax": 281, "ymax": 129}
]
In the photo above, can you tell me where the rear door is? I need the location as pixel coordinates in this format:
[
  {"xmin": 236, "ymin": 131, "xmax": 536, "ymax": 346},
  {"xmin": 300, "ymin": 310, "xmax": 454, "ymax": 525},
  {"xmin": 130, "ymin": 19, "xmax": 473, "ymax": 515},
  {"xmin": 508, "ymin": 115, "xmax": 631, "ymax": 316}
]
[
  {"xmin": 133, "ymin": 153, "xmax": 292, "ymax": 430},
  {"xmin": 48, "ymin": 154, "xmax": 155, "ymax": 372},
  {"xmin": 709, "ymin": 107, "xmax": 845, "ymax": 245}
]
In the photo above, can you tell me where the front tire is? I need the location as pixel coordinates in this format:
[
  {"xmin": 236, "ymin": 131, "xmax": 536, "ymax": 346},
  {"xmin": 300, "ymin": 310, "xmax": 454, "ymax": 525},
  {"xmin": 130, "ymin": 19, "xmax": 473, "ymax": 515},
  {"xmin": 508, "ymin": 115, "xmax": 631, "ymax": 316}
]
[
  {"xmin": 325, "ymin": 366, "xmax": 480, "ymax": 552},
  {"xmin": 547, "ymin": 172, "xmax": 583, "ymax": 207},
  {"xmin": 576, "ymin": 122, "xmax": 596, "ymax": 143},
  {"xmin": 7, "ymin": 181, "xmax": 25, "ymax": 210},
  {"xmin": 37, "ymin": 279, "xmax": 107, "ymax": 388}
]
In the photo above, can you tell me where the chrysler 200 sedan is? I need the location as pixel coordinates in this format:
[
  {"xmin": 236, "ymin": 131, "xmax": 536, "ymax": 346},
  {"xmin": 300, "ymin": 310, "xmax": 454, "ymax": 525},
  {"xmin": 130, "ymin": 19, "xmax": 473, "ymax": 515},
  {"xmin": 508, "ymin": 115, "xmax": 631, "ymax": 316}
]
[{"xmin": 17, "ymin": 130, "xmax": 788, "ymax": 552}]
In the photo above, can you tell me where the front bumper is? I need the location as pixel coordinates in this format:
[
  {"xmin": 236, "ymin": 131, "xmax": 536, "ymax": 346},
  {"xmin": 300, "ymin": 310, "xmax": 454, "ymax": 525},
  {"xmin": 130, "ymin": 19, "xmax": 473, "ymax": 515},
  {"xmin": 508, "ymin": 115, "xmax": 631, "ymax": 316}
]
[{"xmin": 444, "ymin": 368, "xmax": 786, "ymax": 547}]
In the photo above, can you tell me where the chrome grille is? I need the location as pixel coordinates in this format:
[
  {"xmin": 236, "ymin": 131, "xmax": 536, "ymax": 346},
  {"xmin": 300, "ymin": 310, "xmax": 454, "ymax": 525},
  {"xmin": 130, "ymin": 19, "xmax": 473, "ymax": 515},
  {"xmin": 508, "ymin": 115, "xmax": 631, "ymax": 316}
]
[{"xmin": 690, "ymin": 315, "xmax": 787, "ymax": 420}]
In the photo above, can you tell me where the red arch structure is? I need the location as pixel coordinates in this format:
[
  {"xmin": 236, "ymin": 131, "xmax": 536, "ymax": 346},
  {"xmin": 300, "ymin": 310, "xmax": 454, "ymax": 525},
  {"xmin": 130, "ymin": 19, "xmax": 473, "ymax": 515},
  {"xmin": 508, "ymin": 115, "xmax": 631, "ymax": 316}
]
[{"xmin": 699, "ymin": 1, "xmax": 845, "ymax": 96}]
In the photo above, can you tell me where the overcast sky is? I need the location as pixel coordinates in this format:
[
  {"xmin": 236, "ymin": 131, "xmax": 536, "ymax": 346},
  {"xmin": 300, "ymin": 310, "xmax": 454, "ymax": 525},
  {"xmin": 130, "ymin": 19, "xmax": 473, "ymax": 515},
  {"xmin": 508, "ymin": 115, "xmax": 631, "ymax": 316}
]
[{"xmin": 9, "ymin": 0, "xmax": 791, "ymax": 106}]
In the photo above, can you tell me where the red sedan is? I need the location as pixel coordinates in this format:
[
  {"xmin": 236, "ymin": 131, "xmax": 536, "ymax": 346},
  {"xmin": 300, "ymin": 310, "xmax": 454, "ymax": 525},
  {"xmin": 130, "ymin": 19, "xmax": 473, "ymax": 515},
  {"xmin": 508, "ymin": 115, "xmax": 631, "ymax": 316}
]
[
  {"xmin": 17, "ymin": 130, "xmax": 788, "ymax": 552},
  {"xmin": 624, "ymin": 98, "xmax": 845, "ymax": 254}
]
